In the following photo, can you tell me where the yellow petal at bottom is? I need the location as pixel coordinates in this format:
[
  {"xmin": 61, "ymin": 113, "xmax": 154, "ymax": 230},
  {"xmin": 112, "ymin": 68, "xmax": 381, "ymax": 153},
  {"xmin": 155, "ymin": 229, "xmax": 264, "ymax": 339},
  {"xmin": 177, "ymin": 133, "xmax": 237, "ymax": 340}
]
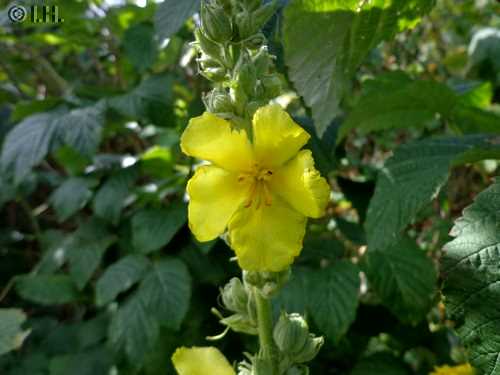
[
  {"xmin": 430, "ymin": 363, "xmax": 475, "ymax": 375},
  {"xmin": 172, "ymin": 346, "xmax": 235, "ymax": 375},
  {"xmin": 228, "ymin": 195, "xmax": 307, "ymax": 272}
]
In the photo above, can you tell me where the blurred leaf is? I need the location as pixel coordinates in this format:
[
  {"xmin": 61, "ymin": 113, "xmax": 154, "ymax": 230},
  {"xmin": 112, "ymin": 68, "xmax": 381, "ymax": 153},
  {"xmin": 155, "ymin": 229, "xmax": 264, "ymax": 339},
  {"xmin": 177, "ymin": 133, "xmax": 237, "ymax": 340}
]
[
  {"xmin": 456, "ymin": 81, "xmax": 493, "ymax": 109},
  {"xmin": 442, "ymin": 178, "xmax": 500, "ymax": 375},
  {"xmin": 138, "ymin": 258, "xmax": 191, "ymax": 330},
  {"xmin": 140, "ymin": 146, "xmax": 173, "ymax": 178},
  {"xmin": 283, "ymin": 0, "xmax": 435, "ymax": 134},
  {"xmin": 16, "ymin": 275, "xmax": 79, "ymax": 305},
  {"xmin": 350, "ymin": 353, "xmax": 410, "ymax": 375},
  {"xmin": 49, "ymin": 348, "xmax": 112, "ymax": 375},
  {"xmin": 0, "ymin": 309, "xmax": 30, "ymax": 356},
  {"xmin": 362, "ymin": 237, "xmax": 437, "ymax": 323},
  {"xmin": 93, "ymin": 167, "xmax": 138, "ymax": 225},
  {"xmin": 123, "ymin": 22, "xmax": 158, "ymax": 72},
  {"xmin": 450, "ymin": 105, "xmax": 500, "ymax": 135},
  {"xmin": 65, "ymin": 220, "xmax": 116, "ymax": 290},
  {"xmin": 154, "ymin": 0, "xmax": 199, "ymax": 40},
  {"xmin": 131, "ymin": 204, "xmax": 187, "ymax": 253},
  {"xmin": 11, "ymin": 99, "xmax": 61, "ymax": 123},
  {"xmin": 95, "ymin": 255, "xmax": 150, "ymax": 307},
  {"xmin": 338, "ymin": 74, "xmax": 457, "ymax": 141},
  {"xmin": 49, "ymin": 177, "xmax": 95, "ymax": 221},
  {"xmin": 366, "ymin": 135, "xmax": 500, "ymax": 252}
]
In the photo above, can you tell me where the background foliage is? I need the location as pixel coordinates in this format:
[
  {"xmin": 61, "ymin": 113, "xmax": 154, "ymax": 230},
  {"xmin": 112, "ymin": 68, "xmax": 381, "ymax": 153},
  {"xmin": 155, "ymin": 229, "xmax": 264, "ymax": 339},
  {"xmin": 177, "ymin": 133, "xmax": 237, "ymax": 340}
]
[{"xmin": 0, "ymin": 0, "xmax": 499, "ymax": 374}]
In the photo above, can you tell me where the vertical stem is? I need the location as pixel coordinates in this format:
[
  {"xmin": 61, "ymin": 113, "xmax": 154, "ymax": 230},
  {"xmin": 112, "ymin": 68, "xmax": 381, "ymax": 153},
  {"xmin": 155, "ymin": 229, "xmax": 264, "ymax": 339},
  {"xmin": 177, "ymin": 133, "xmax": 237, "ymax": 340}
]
[{"xmin": 254, "ymin": 287, "xmax": 279, "ymax": 374}]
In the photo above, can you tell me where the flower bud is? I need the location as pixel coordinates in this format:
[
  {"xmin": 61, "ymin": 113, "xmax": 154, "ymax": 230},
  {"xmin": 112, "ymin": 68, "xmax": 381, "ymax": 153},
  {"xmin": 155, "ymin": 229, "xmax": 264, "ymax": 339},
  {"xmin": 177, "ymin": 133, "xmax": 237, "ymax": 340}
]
[
  {"xmin": 235, "ymin": 9, "xmax": 254, "ymax": 40},
  {"xmin": 201, "ymin": 1, "xmax": 233, "ymax": 43},
  {"xmin": 202, "ymin": 67, "xmax": 227, "ymax": 82},
  {"xmin": 253, "ymin": 355, "xmax": 274, "ymax": 375},
  {"xmin": 253, "ymin": 47, "xmax": 271, "ymax": 75},
  {"xmin": 244, "ymin": 33, "xmax": 266, "ymax": 49},
  {"xmin": 221, "ymin": 277, "xmax": 248, "ymax": 313},
  {"xmin": 261, "ymin": 75, "xmax": 282, "ymax": 99},
  {"xmin": 251, "ymin": 1, "xmax": 277, "ymax": 32},
  {"xmin": 205, "ymin": 89, "xmax": 234, "ymax": 114},
  {"xmin": 286, "ymin": 365, "xmax": 309, "ymax": 375},
  {"xmin": 230, "ymin": 84, "xmax": 248, "ymax": 116},
  {"xmin": 235, "ymin": 52, "xmax": 257, "ymax": 96},
  {"xmin": 293, "ymin": 335, "xmax": 324, "ymax": 364},
  {"xmin": 243, "ymin": 269, "xmax": 290, "ymax": 298},
  {"xmin": 220, "ymin": 313, "xmax": 258, "ymax": 335},
  {"xmin": 194, "ymin": 28, "xmax": 222, "ymax": 61},
  {"xmin": 273, "ymin": 312, "xmax": 310, "ymax": 356}
]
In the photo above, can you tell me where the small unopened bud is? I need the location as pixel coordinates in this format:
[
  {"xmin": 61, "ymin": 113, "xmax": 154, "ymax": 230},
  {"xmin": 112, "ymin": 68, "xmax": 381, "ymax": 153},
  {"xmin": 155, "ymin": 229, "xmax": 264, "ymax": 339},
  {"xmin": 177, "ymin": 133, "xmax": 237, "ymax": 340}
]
[
  {"xmin": 220, "ymin": 313, "xmax": 258, "ymax": 335},
  {"xmin": 235, "ymin": 9, "xmax": 254, "ymax": 40},
  {"xmin": 201, "ymin": 67, "xmax": 227, "ymax": 82},
  {"xmin": 235, "ymin": 52, "xmax": 257, "ymax": 96},
  {"xmin": 253, "ymin": 355, "xmax": 274, "ymax": 375},
  {"xmin": 222, "ymin": 277, "xmax": 248, "ymax": 313},
  {"xmin": 273, "ymin": 312, "xmax": 310, "ymax": 356},
  {"xmin": 194, "ymin": 29, "xmax": 222, "ymax": 61},
  {"xmin": 261, "ymin": 75, "xmax": 282, "ymax": 99},
  {"xmin": 244, "ymin": 33, "xmax": 266, "ymax": 49},
  {"xmin": 252, "ymin": 1, "xmax": 277, "ymax": 31},
  {"xmin": 286, "ymin": 365, "xmax": 310, "ymax": 375},
  {"xmin": 201, "ymin": 1, "xmax": 233, "ymax": 43},
  {"xmin": 293, "ymin": 335, "xmax": 324, "ymax": 364},
  {"xmin": 243, "ymin": 269, "xmax": 290, "ymax": 298},
  {"xmin": 253, "ymin": 47, "xmax": 271, "ymax": 75}
]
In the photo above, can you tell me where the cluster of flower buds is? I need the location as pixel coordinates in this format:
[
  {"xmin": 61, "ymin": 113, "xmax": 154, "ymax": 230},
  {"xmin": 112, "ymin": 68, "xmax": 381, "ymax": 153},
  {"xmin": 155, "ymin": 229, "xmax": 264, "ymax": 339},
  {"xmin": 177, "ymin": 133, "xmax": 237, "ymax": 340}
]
[
  {"xmin": 243, "ymin": 269, "xmax": 291, "ymax": 298},
  {"xmin": 194, "ymin": 0, "xmax": 282, "ymax": 119}
]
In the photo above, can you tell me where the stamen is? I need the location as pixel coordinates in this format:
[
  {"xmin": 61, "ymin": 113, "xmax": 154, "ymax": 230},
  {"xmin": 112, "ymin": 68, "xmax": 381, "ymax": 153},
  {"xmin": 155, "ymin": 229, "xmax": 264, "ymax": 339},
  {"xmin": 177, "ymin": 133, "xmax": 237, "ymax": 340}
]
[
  {"xmin": 263, "ymin": 183, "xmax": 273, "ymax": 206},
  {"xmin": 244, "ymin": 183, "xmax": 257, "ymax": 208}
]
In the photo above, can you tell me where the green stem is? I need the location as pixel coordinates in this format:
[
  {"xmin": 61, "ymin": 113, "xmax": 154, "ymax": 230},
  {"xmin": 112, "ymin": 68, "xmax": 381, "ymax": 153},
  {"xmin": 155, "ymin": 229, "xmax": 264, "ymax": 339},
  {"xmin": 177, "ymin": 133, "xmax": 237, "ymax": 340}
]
[
  {"xmin": 18, "ymin": 198, "xmax": 42, "ymax": 244},
  {"xmin": 254, "ymin": 287, "xmax": 279, "ymax": 374}
]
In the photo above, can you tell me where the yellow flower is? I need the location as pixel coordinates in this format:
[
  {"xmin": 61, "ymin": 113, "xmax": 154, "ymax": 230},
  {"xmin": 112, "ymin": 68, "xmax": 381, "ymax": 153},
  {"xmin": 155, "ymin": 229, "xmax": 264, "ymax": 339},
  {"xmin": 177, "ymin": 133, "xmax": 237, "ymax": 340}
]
[
  {"xmin": 181, "ymin": 104, "xmax": 330, "ymax": 271},
  {"xmin": 430, "ymin": 363, "xmax": 475, "ymax": 375},
  {"xmin": 172, "ymin": 346, "xmax": 235, "ymax": 375}
]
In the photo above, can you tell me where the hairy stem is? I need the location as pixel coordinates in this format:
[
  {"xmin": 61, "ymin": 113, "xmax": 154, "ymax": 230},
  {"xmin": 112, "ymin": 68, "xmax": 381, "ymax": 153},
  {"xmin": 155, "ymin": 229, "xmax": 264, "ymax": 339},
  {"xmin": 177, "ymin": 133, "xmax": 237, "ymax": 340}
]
[{"xmin": 254, "ymin": 287, "xmax": 279, "ymax": 374}]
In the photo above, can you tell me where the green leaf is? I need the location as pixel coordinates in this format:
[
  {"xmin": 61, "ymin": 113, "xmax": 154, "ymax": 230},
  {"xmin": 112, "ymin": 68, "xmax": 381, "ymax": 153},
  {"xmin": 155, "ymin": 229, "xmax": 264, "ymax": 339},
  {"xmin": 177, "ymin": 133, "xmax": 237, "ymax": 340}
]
[
  {"xmin": 338, "ymin": 73, "xmax": 457, "ymax": 141},
  {"xmin": 456, "ymin": 81, "xmax": 493, "ymax": 109},
  {"xmin": 362, "ymin": 237, "xmax": 437, "ymax": 323},
  {"xmin": 138, "ymin": 258, "xmax": 191, "ymax": 330},
  {"xmin": 108, "ymin": 75, "xmax": 174, "ymax": 125},
  {"xmin": 49, "ymin": 348, "xmax": 112, "ymax": 375},
  {"xmin": 93, "ymin": 167, "xmax": 138, "ymax": 225},
  {"xmin": 351, "ymin": 353, "xmax": 410, "ymax": 375},
  {"xmin": 366, "ymin": 135, "xmax": 500, "ymax": 252},
  {"xmin": 450, "ymin": 105, "xmax": 500, "ymax": 135},
  {"xmin": 154, "ymin": 0, "xmax": 199, "ymax": 40},
  {"xmin": 131, "ymin": 204, "xmax": 187, "ymax": 253},
  {"xmin": 95, "ymin": 255, "xmax": 150, "ymax": 307},
  {"xmin": 16, "ymin": 275, "xmax": 79, "ymax": 305},
  {"xmin": 283, "ymin": 0, "xmax": 435, "ymax": 134},
  {"xmin": 49, "ymin": 177, "xmax": 94, "ymax": 221},
  {"xmin": 65, "ymin": 220, "xmax": 116, "ymax": 290},
  {"xmin": 442, "ymin": 179, "xmax": 500, "ymax": 375},
  {"xmin": 1, "ymin": 111, "xmax": 61, "ymax": 184},
  {"xmin": 109, "ymin": 293, "xmax": 159, "ymax": 363},
  {"xmin": 0, "ymin": 309, "xmax": 30, "ymax": 356},
  {"xmin": 123, "ymin": 22, "xmax": 158, "ymax": 72}
]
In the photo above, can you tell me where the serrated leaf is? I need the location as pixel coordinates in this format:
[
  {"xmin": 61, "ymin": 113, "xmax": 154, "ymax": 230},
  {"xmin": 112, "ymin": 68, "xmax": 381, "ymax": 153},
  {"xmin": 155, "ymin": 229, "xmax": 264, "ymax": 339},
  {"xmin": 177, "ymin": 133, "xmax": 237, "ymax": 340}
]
[
  {"xmin": 93, "ymin": 167, "xmax": 138, "ymax": 224},
  {"xmin": 154, "ymin": 0, "xmax": 199, "ymax": 40},
  {"xmin": 49, "ymin": 177, "xmax": 94, "ymax": 221},
  {"xmin": 109, "ymin": 293, "xmax": 159, "ymax": 363},
  {"xmin": 138, "ymin": 259, "xmax": 191, "ymax": 330},
  {"xmin": 123, "ymin": 22, "xmax": 157, "ymax": 72},
  {"xmin": 366, "ymin": 135, "xmax": 500, "ymax": 252},
  {"xmin": 338, "ymin": 74, "xmax": 457, "ymax": 141},
  {"xmin": 362, "ymin": 237, "xmax": 437, "ymax": 323},
  {"xmin": 96, "ymin": 255, "xmax": 150, "ymax": 306},
  {"xmin": 131, "ymin": 204, "xmax": 187, "ymax": 253},
  {"xmin": 0, "ymin": 309, "xmax": 30, "ymax": 356},
  {"xmin": 65, "ymin": 220, "xmax": 116, "ymax": 290},
  {"xmin": 283, "ymin": 0, "xmax": 435, "ymax": 134},
  {"xmin": 16, "ymin": 275, "xmax": 79, "ymax": 305},
  {"xmin": 442, "ymin": 179, "xmax": 500, "ymax": 375},
  {"xmin": 310, "ymin": 261, "xmax": 360, "ymax": 343}
]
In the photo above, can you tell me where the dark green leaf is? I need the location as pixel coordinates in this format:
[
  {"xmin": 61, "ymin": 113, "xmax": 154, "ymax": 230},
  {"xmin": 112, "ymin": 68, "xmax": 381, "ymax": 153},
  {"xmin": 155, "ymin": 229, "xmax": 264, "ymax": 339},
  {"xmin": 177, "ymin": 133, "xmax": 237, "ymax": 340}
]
[
  {"xmin": 49, "ymin": 177, "xmax": 94, "ymax": 221},
  {"xmin": 442, "ymin": 179, "xmax": 500, "ymax": 375},
  {"xmin": 0, "ymin": 309, "xmax": 30, "ymax": 356},
  {"xmin": 123, "ymin": 23, "xmax": 158, "ymax": 72},
  {"xmin": 366, "ymin": 135, "xmax": 500, "ymax": 252},
  {"xmin": 138, "ymin": 258, "xmax": 191, "ymax": 330},
  {"xmin": 351, "ymin": 353, "xmax": 410, "ymax": 375},
  {"xmin": 283, "ymin": 0, "xmax": 435, "ymax": 134},
  {"xmin": 96, "ymin": 255, "xmax": 150, "ymax": 306},
  {"xmin": 362, "ymin": 237, "xmax": 437, "ymax": 323},
  {"xmin": 131, "ymin": 204, "xmax": 187, "ymax": 253},
  {"xmin": 49, "ymin": 348, "xmax": 112, "ymax": 375},
  {"xmin": 154, "ymin": 0, "xmax": 200, "ymax": 40},
  {"xmin": 16, "ymin": 275, "xmax": 79, "ymax": 305}
]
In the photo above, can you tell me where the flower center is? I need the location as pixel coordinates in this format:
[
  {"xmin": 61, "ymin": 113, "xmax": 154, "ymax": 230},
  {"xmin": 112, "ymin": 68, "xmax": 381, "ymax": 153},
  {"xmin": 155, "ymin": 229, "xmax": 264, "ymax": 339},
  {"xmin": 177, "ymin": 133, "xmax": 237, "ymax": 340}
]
[{"xmin": 238, "ymin": 165, "xmax": 274, "ymax": 209}]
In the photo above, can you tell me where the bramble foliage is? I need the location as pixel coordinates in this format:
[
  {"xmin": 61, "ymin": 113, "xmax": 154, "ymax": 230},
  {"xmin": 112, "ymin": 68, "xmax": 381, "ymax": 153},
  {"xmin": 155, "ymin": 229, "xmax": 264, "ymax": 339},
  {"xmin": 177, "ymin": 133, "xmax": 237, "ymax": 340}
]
[{"xmin": 0, "ymin": 0, "xmax": 499, "ymax": 374}]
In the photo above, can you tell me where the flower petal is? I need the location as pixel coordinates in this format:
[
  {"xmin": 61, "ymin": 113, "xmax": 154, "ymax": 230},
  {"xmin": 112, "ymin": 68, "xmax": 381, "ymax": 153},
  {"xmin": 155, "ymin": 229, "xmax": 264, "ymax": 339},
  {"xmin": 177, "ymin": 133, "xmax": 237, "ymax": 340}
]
[
  {"xmin": 181, "ymin": 112, "xmax": 254, "ymax": 172},
  {"xmin": 172, "ymin": 347, "xmax": 235, "ymax": 375},
  {"xmin": 228, "ymin": 196, "xmax": 307, "ymax": 271},
  {"xmin": 252, "ymin": 104, "xmax": 310, "ymax": 168},
  {"xmin": 269, "ymin": 150, "xmax": 330, "ymax": 218},
  {"xmin": 187, "ymin": 165, "xmax": 251, "ymax": 242}
]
